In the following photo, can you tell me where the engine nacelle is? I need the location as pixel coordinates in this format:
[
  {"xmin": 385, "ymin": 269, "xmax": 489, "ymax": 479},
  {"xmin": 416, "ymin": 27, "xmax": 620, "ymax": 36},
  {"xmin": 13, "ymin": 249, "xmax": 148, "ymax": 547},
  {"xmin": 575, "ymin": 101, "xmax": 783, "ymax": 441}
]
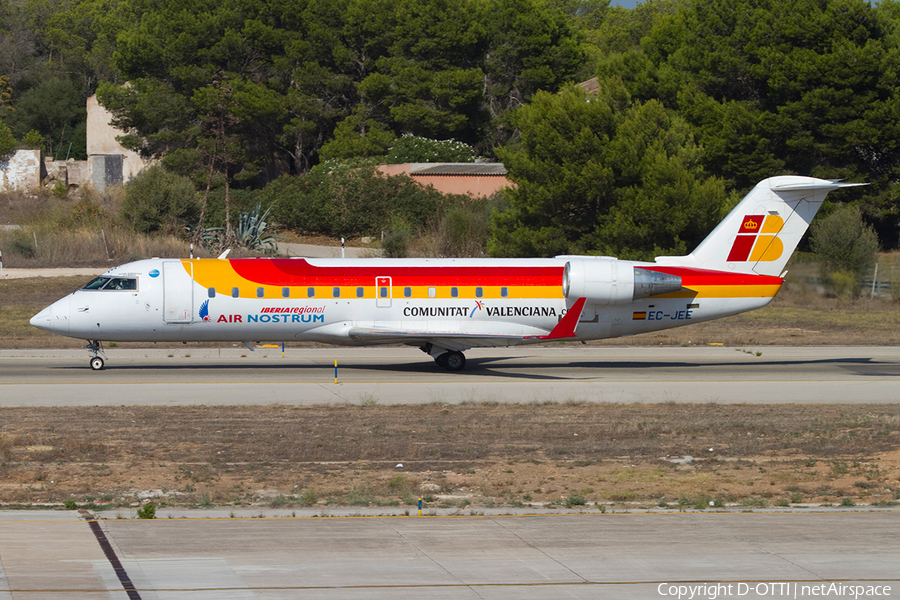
[{"xmin": 561, "ymin": 257, "xmax": 682, "ymax": 304}]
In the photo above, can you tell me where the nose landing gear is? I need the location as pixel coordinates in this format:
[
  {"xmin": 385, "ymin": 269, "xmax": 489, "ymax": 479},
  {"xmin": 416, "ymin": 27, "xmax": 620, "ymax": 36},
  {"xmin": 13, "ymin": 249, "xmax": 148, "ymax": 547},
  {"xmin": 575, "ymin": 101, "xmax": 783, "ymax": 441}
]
[{"xmin": 86, "ymin": 340, "xmax": 107, "ymax": 370}]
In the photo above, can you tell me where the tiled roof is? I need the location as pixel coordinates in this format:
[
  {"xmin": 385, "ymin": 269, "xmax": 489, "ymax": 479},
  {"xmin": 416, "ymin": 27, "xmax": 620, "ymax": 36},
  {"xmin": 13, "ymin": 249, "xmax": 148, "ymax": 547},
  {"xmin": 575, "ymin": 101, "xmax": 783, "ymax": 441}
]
[{"xmin": 408, "ymin": 163, "xmax": 508, "ymax": 176}]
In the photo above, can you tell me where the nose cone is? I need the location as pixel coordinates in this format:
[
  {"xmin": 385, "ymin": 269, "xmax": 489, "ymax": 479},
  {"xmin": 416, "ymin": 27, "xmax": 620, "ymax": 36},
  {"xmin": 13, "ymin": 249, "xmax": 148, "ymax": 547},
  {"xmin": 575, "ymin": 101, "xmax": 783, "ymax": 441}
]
[
  {"xmin": 30, "ymin": 295, "xmax": 71, "ymax": 335},
  {"xmin": 30, "ymin": 306, "xmax": 52, "ymax": 331}
]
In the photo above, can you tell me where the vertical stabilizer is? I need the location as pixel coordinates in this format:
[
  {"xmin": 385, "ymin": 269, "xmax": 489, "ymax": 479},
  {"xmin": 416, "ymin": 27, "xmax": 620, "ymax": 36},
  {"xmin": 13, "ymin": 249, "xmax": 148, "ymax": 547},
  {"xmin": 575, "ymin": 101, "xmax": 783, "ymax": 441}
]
[{"xmin": 656, "ymin": 176, "xmax": 865, "ymax": 277}]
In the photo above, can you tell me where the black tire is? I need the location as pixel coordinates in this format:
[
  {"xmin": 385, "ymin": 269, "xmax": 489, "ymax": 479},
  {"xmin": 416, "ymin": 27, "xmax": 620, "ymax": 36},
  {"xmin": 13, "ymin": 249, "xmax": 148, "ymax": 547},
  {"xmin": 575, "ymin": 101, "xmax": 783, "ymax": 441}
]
[
  {"xmin": 434, "ymin": 353, "xmax": 448, "ymax": 368},
  {"xmin": 443, "ymin": 351, "xmax": 466, "ymax": 372},
  {"xmin": 90, "ymin": 357, "xmax": 104, "ymax": 371}
]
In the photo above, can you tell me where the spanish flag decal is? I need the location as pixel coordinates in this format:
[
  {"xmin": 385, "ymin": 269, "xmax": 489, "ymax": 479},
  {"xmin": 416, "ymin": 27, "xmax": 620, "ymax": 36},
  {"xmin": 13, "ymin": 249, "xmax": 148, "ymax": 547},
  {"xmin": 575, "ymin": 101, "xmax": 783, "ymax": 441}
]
[
  {"xmin": 727, "ymin": 214, "xmax": 784, "ymax": 262},
  {"xmin": 632, "ymin": 311, "xmax": 647, "ymax": 320}
]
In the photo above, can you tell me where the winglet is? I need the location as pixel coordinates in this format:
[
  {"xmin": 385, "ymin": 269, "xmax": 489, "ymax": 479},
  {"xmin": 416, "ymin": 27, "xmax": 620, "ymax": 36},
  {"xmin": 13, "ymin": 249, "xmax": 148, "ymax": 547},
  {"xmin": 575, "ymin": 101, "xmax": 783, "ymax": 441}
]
[{"xmin": 533, "ymin": 297, "xmax": 586, "ymax": 340}]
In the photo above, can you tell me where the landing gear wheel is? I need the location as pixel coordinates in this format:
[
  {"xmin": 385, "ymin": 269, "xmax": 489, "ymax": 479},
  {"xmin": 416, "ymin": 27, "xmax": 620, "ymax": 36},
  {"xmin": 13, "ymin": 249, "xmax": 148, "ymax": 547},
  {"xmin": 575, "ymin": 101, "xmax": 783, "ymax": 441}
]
[
  {"xmin": 434, "ymin": 353, "xmax": 448, "ymax": 368},
  {"xmin": 443, "ymin": 351, "xmax": 466, "ymax": 372},
  {"xmin": 86, "ymin": 340, "xmax": 108, "ymax": 370}
]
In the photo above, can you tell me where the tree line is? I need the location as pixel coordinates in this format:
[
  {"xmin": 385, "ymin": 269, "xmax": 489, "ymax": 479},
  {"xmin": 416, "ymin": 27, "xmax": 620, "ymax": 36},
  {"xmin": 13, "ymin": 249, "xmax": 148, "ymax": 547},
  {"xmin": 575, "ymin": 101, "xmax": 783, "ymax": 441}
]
[{"xmin": 1, "ymin": 0, "xmax": 898, "ymax": 257}]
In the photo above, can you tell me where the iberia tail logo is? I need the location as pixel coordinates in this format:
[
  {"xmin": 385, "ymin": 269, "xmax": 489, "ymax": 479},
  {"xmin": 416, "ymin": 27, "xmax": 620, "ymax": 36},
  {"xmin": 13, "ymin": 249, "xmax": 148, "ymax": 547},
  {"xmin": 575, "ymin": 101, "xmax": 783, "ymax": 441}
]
[{"xmin": 727, "ymin": 214, "xmax": 784, "ymax": 262}]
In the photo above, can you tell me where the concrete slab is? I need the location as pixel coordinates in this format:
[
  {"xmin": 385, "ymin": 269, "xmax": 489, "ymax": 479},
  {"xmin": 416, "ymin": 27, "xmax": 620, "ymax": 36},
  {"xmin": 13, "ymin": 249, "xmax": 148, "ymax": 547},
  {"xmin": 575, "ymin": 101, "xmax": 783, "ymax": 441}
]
[
  {"xmin": 1, "ymin": 512, "xmax": 895, "ymax": 599},
  {"xmin": 110, "ymin": 512, "xmax": 900, "ymax": 599},
  {"xmin": 0, "ymin": 513, "xmax": 116, "ymax": 600}
]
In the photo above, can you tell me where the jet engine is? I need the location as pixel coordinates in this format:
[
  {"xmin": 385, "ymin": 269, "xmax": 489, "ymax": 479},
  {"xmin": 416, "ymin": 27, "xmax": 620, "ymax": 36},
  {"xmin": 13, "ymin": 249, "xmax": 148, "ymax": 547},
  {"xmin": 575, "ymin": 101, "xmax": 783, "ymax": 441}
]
[{"xmin": 561, "ymin": 257, "xmax": 682, "ymax": 304}]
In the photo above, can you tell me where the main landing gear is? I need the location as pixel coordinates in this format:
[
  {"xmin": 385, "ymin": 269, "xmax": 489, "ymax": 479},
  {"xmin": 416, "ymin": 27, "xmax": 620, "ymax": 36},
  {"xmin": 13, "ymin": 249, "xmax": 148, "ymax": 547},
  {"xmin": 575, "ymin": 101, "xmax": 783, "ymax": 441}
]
[
  {"xmin": 86, "ymin": 340, "xmax": 107, "ymax": 370},
  {"xmin": 422, "ymin": 343, "xmax": 467, "ymax": 372}
]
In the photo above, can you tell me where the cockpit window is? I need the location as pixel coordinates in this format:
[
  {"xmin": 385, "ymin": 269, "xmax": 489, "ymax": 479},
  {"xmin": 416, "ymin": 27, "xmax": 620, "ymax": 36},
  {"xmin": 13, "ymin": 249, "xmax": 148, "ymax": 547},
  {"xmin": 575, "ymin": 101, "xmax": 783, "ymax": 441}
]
[
  {"xmin": 81, "ymin": 276, "xmax": 137, "ymax": 291},
  {"xmin": 82, "ymin": 276, "xmax": 111, "ymax": 290},
  {"xmin": 107, "ymin": 278, "xmax": 137, "ymax": 290}
]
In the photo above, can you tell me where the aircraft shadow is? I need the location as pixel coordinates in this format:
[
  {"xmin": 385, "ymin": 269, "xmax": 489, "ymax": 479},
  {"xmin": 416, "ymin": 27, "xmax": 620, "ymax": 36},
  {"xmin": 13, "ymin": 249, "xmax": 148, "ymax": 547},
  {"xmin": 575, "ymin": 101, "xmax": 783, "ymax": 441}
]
[{"xmin": 54, "ymin": 355, "xmax": 900, "ymax": 381}]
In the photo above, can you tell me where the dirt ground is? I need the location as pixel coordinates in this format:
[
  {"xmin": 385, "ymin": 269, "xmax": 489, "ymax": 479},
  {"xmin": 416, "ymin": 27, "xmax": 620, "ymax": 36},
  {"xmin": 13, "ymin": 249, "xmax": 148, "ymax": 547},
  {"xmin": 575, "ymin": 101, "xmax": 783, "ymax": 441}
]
[{"xmin": 1, "ymin": 404, "xmax": 898, "ymax": 512}]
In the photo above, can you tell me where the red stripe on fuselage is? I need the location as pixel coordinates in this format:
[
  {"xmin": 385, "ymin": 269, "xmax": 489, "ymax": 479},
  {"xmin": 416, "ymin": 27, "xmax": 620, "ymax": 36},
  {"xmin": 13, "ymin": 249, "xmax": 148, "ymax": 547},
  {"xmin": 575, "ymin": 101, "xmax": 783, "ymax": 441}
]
[
  {"xmin": 641, "ymin": 266, "xmax": 783, "ymax": 287},
  {"xmin": 228, "ymin": 259, "xmax": 564, "ymax": 287}
]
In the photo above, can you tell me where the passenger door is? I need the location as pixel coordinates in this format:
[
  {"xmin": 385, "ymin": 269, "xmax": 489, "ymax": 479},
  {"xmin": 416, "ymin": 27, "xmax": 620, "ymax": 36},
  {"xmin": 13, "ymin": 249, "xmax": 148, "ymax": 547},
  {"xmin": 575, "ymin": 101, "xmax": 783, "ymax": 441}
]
[
  {"xmin": 163, "ymin": 261, "xmax": 194, "ymax": 323},
  {"xmin": 376, "ymin": 277, "xmax": 392, "ymax": 308}
]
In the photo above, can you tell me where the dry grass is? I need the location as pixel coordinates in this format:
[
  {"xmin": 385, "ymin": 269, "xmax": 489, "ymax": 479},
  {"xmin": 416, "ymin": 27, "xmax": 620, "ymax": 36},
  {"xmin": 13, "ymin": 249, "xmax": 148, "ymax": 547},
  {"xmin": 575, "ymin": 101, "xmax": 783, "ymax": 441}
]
[
  {"xmin": 0, "ymin": 404, "xmax": 898, "ymax": 509},
  {"xmin": 0, "ymin": 189, "xmax": 268, "ymax": 268}
]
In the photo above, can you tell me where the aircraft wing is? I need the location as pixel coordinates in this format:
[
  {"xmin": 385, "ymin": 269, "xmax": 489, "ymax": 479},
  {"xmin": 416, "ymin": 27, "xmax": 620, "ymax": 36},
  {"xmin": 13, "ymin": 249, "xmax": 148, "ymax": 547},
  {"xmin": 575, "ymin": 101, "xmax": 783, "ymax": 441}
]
[
  {"xmin": 347, "ymin": 327, "xmax": 527, "ymax": 351},
  {"xmin": 346, "ymin": 298, "xmax": 587, "ymax": 350}
]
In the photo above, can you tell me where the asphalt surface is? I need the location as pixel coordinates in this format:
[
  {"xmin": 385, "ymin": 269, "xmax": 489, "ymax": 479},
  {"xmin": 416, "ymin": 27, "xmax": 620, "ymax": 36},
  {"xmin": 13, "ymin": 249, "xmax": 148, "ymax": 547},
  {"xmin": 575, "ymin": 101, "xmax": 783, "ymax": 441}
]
[
  {"xmin": 1, "ymin": 510, "xmax": 898, "ymax": 599},
  {"xmin": 1, "ymin": 346, "xmax": 899, "ymax": 405}
]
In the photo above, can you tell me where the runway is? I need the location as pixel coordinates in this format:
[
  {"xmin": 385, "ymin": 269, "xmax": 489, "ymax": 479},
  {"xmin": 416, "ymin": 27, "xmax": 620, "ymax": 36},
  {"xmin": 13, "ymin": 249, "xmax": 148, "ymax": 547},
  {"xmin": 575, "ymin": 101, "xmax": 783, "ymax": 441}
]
[
  {"xmin": 1, "ymin": 346, "xmax": 899, "ymax": 405},
  {"xmin": 1, "ymin": 510, "xmax": 898, "ymax": 599}
]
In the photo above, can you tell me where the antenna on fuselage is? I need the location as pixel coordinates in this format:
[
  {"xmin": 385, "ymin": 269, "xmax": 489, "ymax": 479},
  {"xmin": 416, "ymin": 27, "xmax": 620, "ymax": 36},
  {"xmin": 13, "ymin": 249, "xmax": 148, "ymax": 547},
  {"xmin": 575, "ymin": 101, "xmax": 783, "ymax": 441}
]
[{"xmin": 218, "ymin": 249, "xmax": 231, "ymax": 260}]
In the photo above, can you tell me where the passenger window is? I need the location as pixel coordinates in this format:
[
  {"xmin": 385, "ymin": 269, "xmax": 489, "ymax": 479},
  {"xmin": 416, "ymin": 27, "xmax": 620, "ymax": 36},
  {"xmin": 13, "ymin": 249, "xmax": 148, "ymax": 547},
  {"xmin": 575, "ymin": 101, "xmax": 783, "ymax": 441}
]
[
  {"xmin": 428, "ymin": 287, "xmax": 436, "ymax": 298},
  {"xmin": 333, "ymin": 287, "xmax": 340, "ymax": 298},
  {"xmin": 404, "ymin": 287, "xmax": 412, "ymax": 298},
  {"xmin": 232, "ymin": 287, "xmax": 239, "ymax": 298},
  {"xmin": 257, "ymin": 287, "xmax": 264, "ymax": 298},
  {"xmin": 501, "ymin": 287, "xmax": 508, "ymax": 298},
  {"xmin": 307, "ymin": 287, "xmax": 315, "ymax": 298},
  {"xmin": 356, "ymin": 287, "xmax": 364, "ymax": 298},
  {"xmin": 475, "ymin": 287, "xmax": 483, "ymax": 298},
  {"xmin": 208, "ymin": 288, "xmax": 216, "ymax": 298},
  {"xmin": 451, "ymin": 287, "xmax": 458, "ymax": 298},
  {"xmin": 380, "ymin": 287, "xmax": 388, "ymax": 298},
  {"xmin": 282, "ymin": 287, "xmax": 290, "ymax": 298}
]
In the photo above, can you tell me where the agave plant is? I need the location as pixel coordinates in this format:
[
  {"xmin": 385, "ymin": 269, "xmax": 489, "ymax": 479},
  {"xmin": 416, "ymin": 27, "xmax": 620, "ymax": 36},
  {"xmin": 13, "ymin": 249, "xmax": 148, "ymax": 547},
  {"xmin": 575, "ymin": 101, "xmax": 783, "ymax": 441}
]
[{"xmin": 234, "ymin": 203, "xmax": 279, "ymax": 252}]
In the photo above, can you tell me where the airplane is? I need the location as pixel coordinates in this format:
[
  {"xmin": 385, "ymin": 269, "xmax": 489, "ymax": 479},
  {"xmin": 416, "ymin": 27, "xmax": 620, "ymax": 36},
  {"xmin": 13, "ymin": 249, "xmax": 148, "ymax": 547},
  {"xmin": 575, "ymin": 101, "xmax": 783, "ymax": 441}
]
[{"xmin": 30, "ymin": 175, "xmax": 862, "ymax": 371}]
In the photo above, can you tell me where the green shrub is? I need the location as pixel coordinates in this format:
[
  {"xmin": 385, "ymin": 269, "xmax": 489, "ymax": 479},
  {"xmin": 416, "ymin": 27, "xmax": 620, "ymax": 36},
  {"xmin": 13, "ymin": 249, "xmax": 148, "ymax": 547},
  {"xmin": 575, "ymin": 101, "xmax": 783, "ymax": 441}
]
[
  {"xmin": 299, "ymin": 488, "xmax": 318, "ymax": 506},
  {"xmin": 810, "ymin": 205, "xmax": 879, "ymax": 288},
  {"xmin": 122, "ymin": 165, "xmax": 198, "ymax": 233},
  {"xmin": 567, "ymin": 494, "xmax": 587, "ymax": 506},
  {"xmin": 6, "ymin": 229, "xmax": 36, "ymax": 258},
  {"xmin": 386, "ymin": 135, "xmax": 476, "ymax": 164},
  {"xmin": 22, "ymin": 130, "xmax": 45, "ymax": 152},
  {"xmin": 51, "ymin": 180, "xmax": 68, "ymax": 198},
  {"xmin": 828, "ymin": 270, "xmax": 858, "ymax": 300},
  {"xmin": 0, "ymin": 121, "xmax": 16, "ymax": 158},
  {"xmin": 437, "ymin": 202, "xmax": 491, "ymax": 257},
  {"xmin": 265, "ymin": 167, "xmax": 443, "ymax": 238},
  {"xmin": 382, "ymin": 218, "xmax": 412, "ymax": 258},
  {"xmin": 136, "ymin": 501, "xmax": 157, "ymax": 519}
]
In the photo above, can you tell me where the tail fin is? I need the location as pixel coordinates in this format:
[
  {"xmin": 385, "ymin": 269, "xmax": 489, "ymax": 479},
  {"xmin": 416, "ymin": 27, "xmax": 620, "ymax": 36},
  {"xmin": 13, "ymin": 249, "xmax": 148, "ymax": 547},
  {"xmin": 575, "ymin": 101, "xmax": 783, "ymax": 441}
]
[{"xmin": 656, "ymin": 176, "xmax": 865, "ymax": 276}]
